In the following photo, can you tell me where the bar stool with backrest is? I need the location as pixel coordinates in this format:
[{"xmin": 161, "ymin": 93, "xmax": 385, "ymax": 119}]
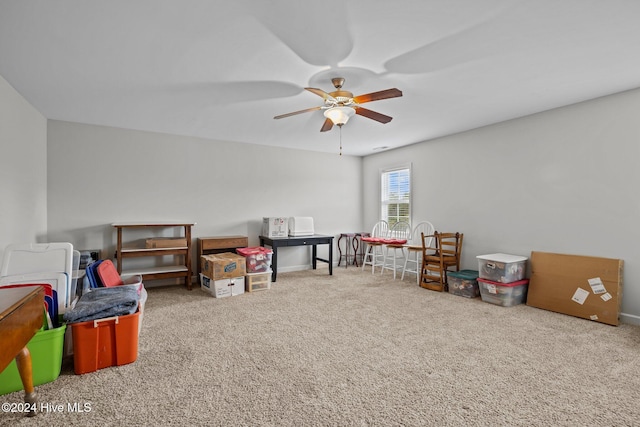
[
  {"xmin": 380, "ymin": 221, "xmax": 411, "ymax": 279},
  {"xmin": 361, "ymin": 220, "xmax": 389, "ymax": 274}
]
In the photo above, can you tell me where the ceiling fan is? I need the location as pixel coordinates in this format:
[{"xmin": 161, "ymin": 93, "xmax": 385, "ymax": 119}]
[{"xmin": 274, "ymin": 77, "xmax": 402, "ymax": 132}]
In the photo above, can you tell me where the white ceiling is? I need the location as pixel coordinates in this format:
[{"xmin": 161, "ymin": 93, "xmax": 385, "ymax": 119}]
[{"xmin": 2, "ymin": 1, "xmax": 640, "ymax": 156}]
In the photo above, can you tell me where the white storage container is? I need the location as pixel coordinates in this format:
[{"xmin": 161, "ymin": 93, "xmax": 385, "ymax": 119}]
[
  {"xmin": 262, "ymin": 217, "xmax": 288, "ymax": 238},
  {"xmin": 0, "ymin": 242, "xmax": 74, "ymax": 312},
  {"xmin": 1, "ymin": 242, "xmax": 73, "ymax": 278},
  {"xmin": 477, "ymin": 253, "xmax": 527, "ymax": 283},
  {"xmin": 288, "ymin": 217, "xmax": 314, "ymax": 237},
  {"xmin": 246, "ymin": 270, "xmax": 272, "ymax": 292}
]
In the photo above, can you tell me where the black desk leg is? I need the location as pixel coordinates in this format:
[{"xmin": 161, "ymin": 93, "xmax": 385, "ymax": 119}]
[
  {"xmin": 271, "ymin": 246, "xmax": 278, "ymax": 282},
  {"xmin": 312, "ymin": 245, "xmax": 317, "ymax": 269},
  {"xmin": 329, "ymin": 242, "xmax": 333, "ymax": 275}
]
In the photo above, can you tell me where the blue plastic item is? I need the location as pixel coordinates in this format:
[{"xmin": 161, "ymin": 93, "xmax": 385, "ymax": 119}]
[{"xmin": 84, "ymin": 260, "xmax": 105, "ymax": 288}]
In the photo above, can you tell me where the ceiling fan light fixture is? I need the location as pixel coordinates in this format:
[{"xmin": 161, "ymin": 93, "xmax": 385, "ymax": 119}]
[{"xmin": 324, "ymin": 106, "xmax": 355, "ymax": 126}]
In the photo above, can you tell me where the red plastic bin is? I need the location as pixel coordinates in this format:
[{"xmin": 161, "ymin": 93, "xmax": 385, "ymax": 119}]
[
  {"xmin": 70, "ymin": 310, "xmax": 140, "ymax": 374},
  {"xmin": 477, "ymin": 278, "xmax": 529, "ymax": 307},
  {"xmin": 236, "ymin": 247, "xmax": 273, "ymax": 273}
]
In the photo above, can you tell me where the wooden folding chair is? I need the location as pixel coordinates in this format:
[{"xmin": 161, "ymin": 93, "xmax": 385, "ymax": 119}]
[{"xmin": 420, "ymin": 231, "xmax": 463, "ymax": 292}]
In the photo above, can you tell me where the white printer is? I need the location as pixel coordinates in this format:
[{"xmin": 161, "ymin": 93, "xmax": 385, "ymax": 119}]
[{"xmin": 288, "ymin": 217, "xmax": 314, "ymax": 237}]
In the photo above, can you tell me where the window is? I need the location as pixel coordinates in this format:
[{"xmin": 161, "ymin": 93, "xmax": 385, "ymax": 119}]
[{"xmin": 381, "ymin": 166, "xmax": 411, "ymax": 228}]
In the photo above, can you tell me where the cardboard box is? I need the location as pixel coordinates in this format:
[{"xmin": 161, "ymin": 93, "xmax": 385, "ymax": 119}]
[
  {"xmin": 200, "ymin": 274, "xmax": 245, "ymax": 298},
  {"xmin": 262, "ymin": 217, "xmax": 288, "ymax": 238},
  {"xmin": 526, "ymin": 251, "xmax": 623, "ymax": 326},
  {"xmin": 145, "ymin": 237, "xmax": 187, "ymax": 248},
  {"xmin": 201, "ymin": 253, "xmax": 246, "ymax": 280}
]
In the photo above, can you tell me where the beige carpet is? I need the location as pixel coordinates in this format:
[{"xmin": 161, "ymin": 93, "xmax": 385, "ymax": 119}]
[{"xmin": 3, "ymin": 266, "xmax": 640, "ymax": 427}]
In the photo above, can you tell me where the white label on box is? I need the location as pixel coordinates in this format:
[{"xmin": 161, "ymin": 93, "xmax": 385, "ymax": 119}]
[
  {"xmin": 487, "ymin": 284, "xmax": 497, "ymax": 294},
  {"xmin": 590, "ymin": 315, "xmax": 599, "ymax": 321},
  {"xmin": 601, "ymin": 292, "xmax": 612, "ymax": 302},
  {"xmin": 587, "ymin": 277, "xmax": 607, "ymax": 294},
  {"xmin": 571, "ymin": 288, "xmax": 590, "ymax": 305}
]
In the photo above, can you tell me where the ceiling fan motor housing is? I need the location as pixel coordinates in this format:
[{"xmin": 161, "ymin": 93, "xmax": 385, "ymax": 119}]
[
  {"xmin": 331, "ymin": 77, "xmax": 345, "ymax": 89},
  {"xmin": 329, "ymin": 91, "xmax": 354, "ymax": 106}
]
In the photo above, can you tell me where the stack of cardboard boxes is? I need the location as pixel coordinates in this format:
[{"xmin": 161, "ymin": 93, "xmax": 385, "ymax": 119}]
[
  {"xmin": 200, "ymin": 253, "xmax": 247, "ymax": 298},
  {"xmin": 200, "ymin": 247, "xmax": 274, "ymax": 297}
]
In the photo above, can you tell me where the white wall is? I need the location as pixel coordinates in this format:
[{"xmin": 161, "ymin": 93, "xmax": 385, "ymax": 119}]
[
  {"xmin": 7, "ymin": 67, "xmax": 639, "ymax": 322},
  {"xmin": 363, "ymin": 88, "xmax": 640, "ymax": 323},
  {"xmin": 0, "ymin": 74, "xmax": 47, "ymax": 262},
  {"xmin": 46, "ymin": 121, "xmax": 362, "ymax": 278}
]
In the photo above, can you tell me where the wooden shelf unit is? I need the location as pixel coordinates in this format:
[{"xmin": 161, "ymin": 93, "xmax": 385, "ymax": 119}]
[
  {"xmin": 197, "ymin": 236, "xmax": 248, "ymax": 284},
  {"xmin": 113, "ymin": 222, "xmax": 195, "ymax": 290}
]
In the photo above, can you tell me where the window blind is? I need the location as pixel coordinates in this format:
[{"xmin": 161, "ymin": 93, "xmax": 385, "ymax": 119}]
[{"xmin": 381, "ymin": 167, "xmax": 411, "ymax": 227}]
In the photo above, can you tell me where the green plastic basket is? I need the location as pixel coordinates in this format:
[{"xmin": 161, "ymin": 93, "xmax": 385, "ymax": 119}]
[{"xmin": 0, "ymin": 324, "xmax": 66, "ymax": 395}]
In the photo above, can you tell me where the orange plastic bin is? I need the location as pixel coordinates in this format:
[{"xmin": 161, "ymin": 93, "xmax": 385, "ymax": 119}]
[{"xmin": 70, "ymin": 310, "xmax": 140, "ymax": 375}]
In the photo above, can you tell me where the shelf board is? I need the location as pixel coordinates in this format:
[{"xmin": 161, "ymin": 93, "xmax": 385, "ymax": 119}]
[
  {"xmin": 121, "ymin": 265, "xmax": 188, "ymax": 276},
  {"xmin": 121, "ymin": 246, "xmax": 188, "ymax": 253},
  {"xmin": 113, "ymin": 222, "xmax": 196, "ymax": 227}
]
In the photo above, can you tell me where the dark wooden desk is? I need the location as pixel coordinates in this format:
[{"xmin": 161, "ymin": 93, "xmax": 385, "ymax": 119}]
[
  {"xmin": 0, "ymin": 286, "xmax": 44, "ymax": 416},
  {"xmin": 259, "ymin": 234, "xmax": 334, "ymax": 282}
]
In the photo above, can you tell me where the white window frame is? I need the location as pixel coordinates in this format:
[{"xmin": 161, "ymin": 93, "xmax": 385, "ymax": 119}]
[{"xmin": 380, "ymin": 164, "xmax": 412, "ymax": 228}]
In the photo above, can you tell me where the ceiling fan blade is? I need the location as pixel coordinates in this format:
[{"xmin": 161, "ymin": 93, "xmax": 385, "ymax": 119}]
[
  {"xmin": 251, "ymin": 3, "xmax": 353, "ymax": 67},
  {"xmin": 352, "ymin": 88, "xmax": 403, "ymax": 104},
  {"xmin": 355, "ymin": 107, "xmax": 393, "ymax": 124},
  {"xmin": 305, "ymin": 87, "xmax": 337, "ymax": 102},
  {"xmin": 320, "ymin": 118, "xmax": 334, "ymax": 132},
  {"xmin": 383, "ymin": 7, "xmax": 509, "ymax": 75},
  {"xmin": 274, "ymin": 106, "xmax": 322, "ymax": 119}
]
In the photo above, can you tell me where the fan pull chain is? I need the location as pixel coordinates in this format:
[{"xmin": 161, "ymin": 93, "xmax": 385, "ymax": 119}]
[{"xmin": 339, "ymin": 125, "xmax": 343, "ymax": 156}]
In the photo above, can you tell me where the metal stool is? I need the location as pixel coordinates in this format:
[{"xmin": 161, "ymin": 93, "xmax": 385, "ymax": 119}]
[{"xmin": 337, "ymin": 233, "xmax": 357, "ymax": 268}]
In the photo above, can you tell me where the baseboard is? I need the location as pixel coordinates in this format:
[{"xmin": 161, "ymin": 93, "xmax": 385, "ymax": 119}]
[
  {"xmin": 275, "ymin": 264, "xmax": 313, "ymax": 273},
  {"xmin": 620, "ymin": 312, "xmax": 640, "ymax": 326}
]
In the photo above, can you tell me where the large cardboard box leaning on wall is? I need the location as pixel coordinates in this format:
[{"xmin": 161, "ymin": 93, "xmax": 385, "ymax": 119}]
[{"xmin": 527, "ymin": 251, "xmax": 623, "ymax": 326}]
